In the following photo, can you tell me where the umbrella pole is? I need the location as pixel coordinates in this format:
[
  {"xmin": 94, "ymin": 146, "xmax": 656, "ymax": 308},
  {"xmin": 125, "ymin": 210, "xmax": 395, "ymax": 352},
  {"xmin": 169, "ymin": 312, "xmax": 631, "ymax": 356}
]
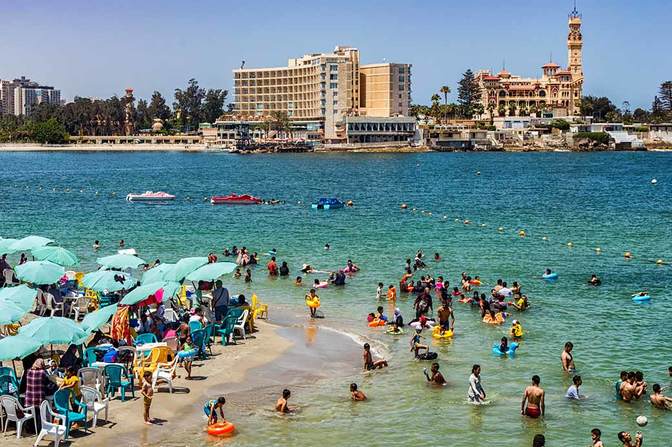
[{"xmin": 12, "ymin": 359, "xmax": 17, "ymax": 376}]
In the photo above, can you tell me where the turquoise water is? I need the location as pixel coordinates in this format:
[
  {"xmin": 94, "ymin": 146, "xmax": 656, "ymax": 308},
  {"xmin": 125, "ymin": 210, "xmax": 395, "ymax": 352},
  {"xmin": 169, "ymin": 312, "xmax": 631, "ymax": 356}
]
[{"xmin": 1, "ymin": 151, "xmax": 671, "ymax": 446}]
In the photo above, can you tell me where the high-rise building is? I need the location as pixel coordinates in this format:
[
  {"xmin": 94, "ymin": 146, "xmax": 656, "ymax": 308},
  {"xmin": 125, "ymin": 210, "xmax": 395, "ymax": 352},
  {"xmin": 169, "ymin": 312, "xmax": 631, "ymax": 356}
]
[
  {"xmin": 0, "ymin": 76, "xmax": 61, "ymax": 115},
  {"xmin": 475, "ymin": 7, "xmax": 584, "ymax": 118},
  {"xmin": 233, "ymin": 46, "xmax": 411, "ymax": 139}
]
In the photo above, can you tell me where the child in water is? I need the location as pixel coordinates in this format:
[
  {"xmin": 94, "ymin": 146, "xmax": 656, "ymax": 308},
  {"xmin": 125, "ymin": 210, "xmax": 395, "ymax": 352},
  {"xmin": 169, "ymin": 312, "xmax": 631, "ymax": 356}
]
[
  {"xmin": 376, "ymin": 282, "xmax": 384, "ymax": 300},
  {"xmin": 424, "ymin": 363, "xmax": 446, "ymax": 385},
  {"xmin": 204, "ymin": 396, "xmax": 226, "ymax": 425},
  {"xmin": 350, "ymin": 383, "xmax": 367, "ymax": 401},
  {"xmin": 387, "ymin": 284, "xmax": 397, "ymax": 302},
  {"xmin": 276, "ymin": 389, "xmax": 292, "ymax": 413}
]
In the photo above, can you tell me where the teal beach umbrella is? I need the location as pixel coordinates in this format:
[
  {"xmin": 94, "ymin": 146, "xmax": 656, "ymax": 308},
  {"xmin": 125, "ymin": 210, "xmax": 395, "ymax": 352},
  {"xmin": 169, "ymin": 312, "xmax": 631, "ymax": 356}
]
[
  {"xmin": 0, "ymin": 285, "xmax": 37, "ymax": 311},
  {"xmin": 165, "ymin": 257, "xmax": 208, "ymax": 281},
  {"xmin": 0, "ymin": 238, "xmax": 19, "ymax": 255},
  {"xmin": 96, "ymin": 254, "xmax": 146, "ymax": 270},
  {"xmin": 19, "ymin": 316, "xmax": 87, "ymax": 345},
  {"xmin": 186, "ymin": 262, "xmax": 237, "ymax": 281},
  {"xmin": 0, "ymin": 301, "xmax": 28, "ymax": 325},
  {"xmin": 0, "ymin": 335, "xmax": 42, "ymax": 361},
  {"xmin": 161, "ymin": 281, "xmax": 181, "ymax": 298},
  {"xmin": 31, "ymin": 246, "xmax": 79, "ymax": 267},
  {"xmin": 83, "ymin": 270, "xmax": 135, "ymax": 292},
  {"xmin": 120, "ymin": 282, "xmax": 166, "ymax": 305},
  {"xmin": 8, "ymin": 235, "xmax": 54, "ymax": 253},
  {"xmin": 15, "ymin": 261, "xmax": 65, "ymax": 285},
  {"xmin": 80, "ymin": 304, "xmax": 119, "ymax": 332},
  {"xmin": 142, "ymin": 263, "xmax": 175, "ymax": 283}
]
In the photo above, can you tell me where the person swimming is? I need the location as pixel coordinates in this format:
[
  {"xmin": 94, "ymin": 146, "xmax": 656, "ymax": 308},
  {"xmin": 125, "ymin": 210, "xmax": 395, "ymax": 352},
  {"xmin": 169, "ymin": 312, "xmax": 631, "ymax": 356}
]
[
  {"xmin": 276, "ymin": 389, "xmax": 292, "ymax": 413},
  {"xmin": 423, "ymin": 362, "xmax": 446, "ymax": 385},
  {"xmin": 350, "ymin": 383, "xmax": 367, "ymax": 401},
  {"xmin": 521, "ymin": 375, "xmax": 545, "ymax": 418}
]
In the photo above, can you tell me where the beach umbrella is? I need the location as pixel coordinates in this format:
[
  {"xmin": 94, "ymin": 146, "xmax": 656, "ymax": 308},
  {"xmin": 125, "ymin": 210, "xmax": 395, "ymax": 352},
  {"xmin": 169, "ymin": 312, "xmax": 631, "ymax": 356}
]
[
  {"xmin": 141, "ymin": 263, "xmax": 175, "ymax": 283},
  {"xmin": 80, "ymin": 304, "xmax": 119, "ymax": 332},
  {"xmin": 186, "ymin": 262, "xmax": 237, "ymax": 281},
  {"xmin": 14, "ymin": 260, "xmax": 65, "ymax": 285},
  {"xmin": 165, "ymin": 257, "xmax": 208, "ymax": 282},
  {"xmin": 161, "ymin": 281, "xmax": 181, "ymax": 298},
  {"xmin": 0, "ymin": 285, "xmax": 37, "ymax": 311},
  {"xmin": 119, "ymin": 282, "xmax": 166, "ymax": 306},
  {"xmin": 0, "ymin": 238, "xmax": 19, "ymax": 255},
  {"xmin": 83, "ymin": 270, "xmax": 135, "ymax": 292},
  {"xmin": 19, "ymin": 316, "xmax": 87, "ymax": 345},
  {"xmin": 0, "ymin": 335, "xmax": 42, "ymax": 361},
  {"xmin": 0, "ymin": 301, "xmax": 28, "ymax": 325},
  {"xmin": 31, "ymin": 246, "xmax": 79, "ymax": 266},
  {"xmin": 97, "ymin": 253, "xmax": 146, "ymax": 270},
  {"xmin": 8, "ymin": 235, "xmax": 54, "ymax": 253}
]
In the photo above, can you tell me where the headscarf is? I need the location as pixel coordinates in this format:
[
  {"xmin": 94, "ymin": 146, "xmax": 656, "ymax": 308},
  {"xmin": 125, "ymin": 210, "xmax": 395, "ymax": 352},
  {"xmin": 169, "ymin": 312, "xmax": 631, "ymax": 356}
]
[{"xmin": 31, "ymin": 358, "xmax": 45, "ymax": 370}]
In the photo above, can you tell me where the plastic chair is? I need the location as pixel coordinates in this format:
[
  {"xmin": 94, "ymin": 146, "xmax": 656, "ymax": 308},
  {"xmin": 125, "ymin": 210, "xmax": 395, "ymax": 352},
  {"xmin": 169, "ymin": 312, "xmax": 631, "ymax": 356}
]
[
  {"xmin": 226, "ymin": 307, "xmax": 243, "ymax": 320},
  {"xmin": 203, "ymin": 324, "xmax": 216, "ymax": 355},
  {"xmin": 83, "ymin": 347, "xmax": 99, "ymax": 367},
  {"xmin": 163, "ymin": 308, "xmax": 179, "ymax": 323},
  {"xmin": 78, "ymin": 367, "xmax": 105, "ymax": 394},
  {"xmin": 70, "ymin": 295, "xmax": 91, "ymax": 320},
  {"xmin": 104, "ymin": 364, "xmax": 134, "ymax": 401},
  {"xmin": 217, "ymin": 316, "xmax": 237, "ymax": 346},
  {"xmin": 0, "ymin": 375, "xmax": 19, "ymax": 398},
  {"xmin": 251, "ymin": 294, "xmax": 269, "ymax": 319},
  {"xmin": 133, "ymin": 346, "xmax": 175, "ymax": 379},
  {"xmin": 134, "ymin": 332, "xmax": 158, "ymax": 346},
  {"xmin": 233, "ymin": 309, "xmax": 249, "ymax": 340},
  {"xmin": 152, "ymin": 357, "xmax": 178, "ymax": 393},
  {"xmin": 163, "ymin": 336, "xmax": 179, "ymax": 352},
  {"xmin": 189, "ymin": 320, "xmax": 203, "ymax": 333},
  {"xmin": 0, "ymin": 395, "xmax": 35, "ymax": 438},
  {"xmin": 190, "ymin": 329, "xmax": 207, "ymax": 359},
  {"xmin": 34, "ymin": 400, "xmax": 67, "ymax": 447},
  {"xmin": 53, "ymin": 389, "xmax": 87, "ymax": 439},
  {"xmin": 3, "ymin": 269, "xmax": 18, "ymax": 287},
  {"xmin": 0, "ymin": 366, "xmax": 17, "ymax": 381},
  {"xmin": 116, "ymin": 346, "xmax": 137, "ymax": 372},
  {"xmin": 80, "ymin": 385, "xmax": 109, "ymax": 427}
]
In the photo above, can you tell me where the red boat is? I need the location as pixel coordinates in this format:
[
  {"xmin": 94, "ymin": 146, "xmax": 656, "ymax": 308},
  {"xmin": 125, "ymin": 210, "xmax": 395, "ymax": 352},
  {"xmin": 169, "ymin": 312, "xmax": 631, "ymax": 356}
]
[{"xmin": 210, "ymin": 194, "xmax": 262, "ymax": 205}]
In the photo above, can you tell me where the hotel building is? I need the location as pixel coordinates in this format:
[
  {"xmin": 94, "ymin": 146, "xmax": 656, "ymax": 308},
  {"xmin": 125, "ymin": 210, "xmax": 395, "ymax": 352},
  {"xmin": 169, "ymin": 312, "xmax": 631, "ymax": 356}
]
[
  {"xmin": 475, "ymin": 7, "xmax": 584, "ymax": 119},
  {"xmin": 232, "ymin": 46, "xmax": 412, "ymax": 141},
  {"xmin": 0, "ymin": 76, "xmax": 61, "ymax": 116}
]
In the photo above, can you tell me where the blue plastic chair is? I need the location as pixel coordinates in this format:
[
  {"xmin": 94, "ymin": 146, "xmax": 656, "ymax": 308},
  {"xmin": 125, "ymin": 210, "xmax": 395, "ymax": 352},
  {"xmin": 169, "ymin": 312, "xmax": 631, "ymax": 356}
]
[
  {"xmin": 188, "ymin": 321, "xmax": 203, "ymax": 333},
  {"xmin": 134, "ymin": 333, "xmax": 158, "ymax": 346},
  {"xmin": 53, "ymin": 389, "xmax": 88, "ymax": 439},
  {"xmin": 217, "ymin": 316, "xmax": 237, "ymax": 346},
  {"xmin": 190, "ymin": 329, "xmax": 208, "ymax": 359},
  {"xmin": 0, "ymin": 375, "xmax": 19, "ymax": 398},
  {"xmin": 83, "ymin": 347, "xmax": 98, "ymax": 367},
  {"xmin": 104, "ymin": 364, "xmax": 135, "ymax": 401}
]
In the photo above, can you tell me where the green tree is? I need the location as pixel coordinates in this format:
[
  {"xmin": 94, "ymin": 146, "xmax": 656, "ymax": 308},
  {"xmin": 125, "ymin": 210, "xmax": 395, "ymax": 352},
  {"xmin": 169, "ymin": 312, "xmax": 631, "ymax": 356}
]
[
  {"xmin": 457, "ymin": 69, "xmax": 481, "ymax": 118},
  {"xmin": 440, "ymin": 86, "xmax": 451, "ymax": 122},
  {"xmin": 632, "ymin": 108, "xmax": 650, "ymax": 122},
  {"xmin": 147, "ymin": 91, "xmax": 172, "ymax": 122},
  {"xmin": 409, "ymin": 104, "xmax": 431, "ymax": 117},
  {"xmin": 32, "ymin": 118, "xmax": 69, "ymax": 144},
  {"xmin": 270, "ymin": 110, "xmax": 291, "ymax": 138},
  {"xmin": 430, "ymin": 94, "xmax": 441, "ymax": 120},
  {"xmin": 580, "ymin": 96, "xmax": 618, "ymax": 122},
  {"xmin": 136, "ymin": 99, "xmax": 151, "ymax": 130},
  {"xmin": 202, "ymin": 89, "xmax": 228, "ymax": 124},
  {"xmin": 174, "ymin": 78, "xmax": 206, "ymax": 131},
  {"xmin": 658, "ymin": 81, "xmax": 672, "ymax": 112}
]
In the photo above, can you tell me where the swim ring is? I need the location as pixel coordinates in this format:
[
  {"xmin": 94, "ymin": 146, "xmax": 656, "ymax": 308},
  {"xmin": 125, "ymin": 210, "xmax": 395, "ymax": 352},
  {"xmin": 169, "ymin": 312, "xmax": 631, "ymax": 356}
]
[
  {"xmin": 386, "ymin": 328, "xmax": 404, "ymax": 335},
  {"xmin": 432, "ymin": 326, "xmax": 454, "ymax": 339},
  {"xmin": 492, "ymin": 342, "xmax": 519, "ymax": 356},
  {"xmin": 314, "ymin": 281, "xmax": 329, "ymax": 289},
  {"xmin": 368, "ymin": 319, "xmax": 386, "ymax": 327},
  {"xmin": 458, "ymin": 297, "xmax": 472, "ymax": 304},
  {"xmin": 469, "ymin": 279, "xmax": 482, "ymax": 286},
  {"xmin": 208, "ymin": 421, "xmax": 235, "ymax": 436},
  {"xmin": 542, "ymin": 272, "xmax": 558, "ymax": 280},
  {"xmin": 305, "ymin": 297, "xmax": 320, "ymax": 309},
  {"xmin": 483, "ymin": 313, "xmax": 505, "ymax": 325},
  {"xmin": 631, "ymin": 294, "xmax": 651, "ymax": 303}
]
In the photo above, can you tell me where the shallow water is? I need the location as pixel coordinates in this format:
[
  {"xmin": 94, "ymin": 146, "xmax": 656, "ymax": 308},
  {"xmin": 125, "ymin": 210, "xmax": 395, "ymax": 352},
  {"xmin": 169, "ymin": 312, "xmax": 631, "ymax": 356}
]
[{"xmin": 1, "ymin": 151, "xmax": 671, "ymax": 446}]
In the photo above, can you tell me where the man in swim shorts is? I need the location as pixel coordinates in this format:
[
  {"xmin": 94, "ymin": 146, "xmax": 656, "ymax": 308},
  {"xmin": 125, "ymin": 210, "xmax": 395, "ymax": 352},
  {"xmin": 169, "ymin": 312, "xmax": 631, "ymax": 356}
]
[
  {"xmin": 521, "ymin": 375, "xmax": 545, "ymax": 418},
  {"xmin": 363, "ymin": 343, "xmax": 388, "ymax": 370},
  {"xmin": 437, "ymin": 302, "xmax": 454, "ymax": 332},
  {"xmin": 561, "ymin": 342, "xmax": 575, "ymax": 372}
]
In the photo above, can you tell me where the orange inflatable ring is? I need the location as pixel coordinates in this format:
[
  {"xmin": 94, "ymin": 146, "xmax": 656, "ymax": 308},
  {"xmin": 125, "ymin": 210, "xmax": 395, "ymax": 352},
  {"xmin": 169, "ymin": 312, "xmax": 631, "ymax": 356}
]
[
  {"xmin": 368, "ymin": 319, "xmax": 386, "ymax": 327},
  {"xmin": 208, "ymin": 421, "xmax": 235, "ymax": 436},
  {"xmin": 469, "ymin": 280, "xmax": 481, "ymax": 286}
]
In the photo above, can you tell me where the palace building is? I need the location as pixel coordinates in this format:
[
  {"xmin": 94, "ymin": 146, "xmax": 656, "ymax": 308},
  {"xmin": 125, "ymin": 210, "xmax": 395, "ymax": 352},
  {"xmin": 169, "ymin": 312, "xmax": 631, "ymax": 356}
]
[{"xmin": 476, "ymin": 7, "xmax": 584, "ymax": 119}]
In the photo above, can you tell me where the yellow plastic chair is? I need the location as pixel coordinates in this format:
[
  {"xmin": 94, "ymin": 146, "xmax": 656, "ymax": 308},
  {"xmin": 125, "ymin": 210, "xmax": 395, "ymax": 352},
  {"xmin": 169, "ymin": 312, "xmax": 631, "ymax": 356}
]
[
  {"xmin": 251, "ymin": 294, "xmax": 268, "ymax": 320},
  {"xmin": 84, "ymin": 289, "xmax": 99, "ymax": 310},
  {"xmin": 178, "ymin": 285, "xmax": 189, "ymax": 308},
  {"xmin": 133, "ymin": 346, "xmax": 174, "ymax": 379},
  {"xmin": 75, "ymin": 272, "xmax": 85, "ymax": 287}
]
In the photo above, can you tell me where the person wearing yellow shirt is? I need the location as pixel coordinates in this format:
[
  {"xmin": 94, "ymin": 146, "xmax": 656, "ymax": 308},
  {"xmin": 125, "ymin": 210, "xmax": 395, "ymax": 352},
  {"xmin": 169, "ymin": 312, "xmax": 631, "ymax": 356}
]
[{"xmin": 510, "ymin": 320, "xmax": 524, "ymax": 340}]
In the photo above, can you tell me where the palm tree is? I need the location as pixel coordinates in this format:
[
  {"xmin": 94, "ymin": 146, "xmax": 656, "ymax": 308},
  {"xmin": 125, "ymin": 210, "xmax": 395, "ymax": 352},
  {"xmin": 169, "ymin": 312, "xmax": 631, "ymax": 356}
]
[
  {"xmin": 440, "ymin": 86, "xmax": 451, "ymax": 123},
  {"xmin": 430, "ymin": 94, "xmax": 441, "ymax": 121}
]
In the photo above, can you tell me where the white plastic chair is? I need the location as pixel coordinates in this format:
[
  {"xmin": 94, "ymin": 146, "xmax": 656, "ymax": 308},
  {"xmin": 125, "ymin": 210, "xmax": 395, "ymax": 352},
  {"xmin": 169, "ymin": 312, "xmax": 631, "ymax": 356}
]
[
  {"xmin": 163, "ymin": 308, "xmax": 178, "ymax": 323},
  {"xmin": 78, "ymin": 367, "xmax": 105, "ymax": 394},
  {"xmin": 80, "ymin": 385, "xmax": 109, "ymax": 427},
  {"xmin": 0, "ymin": 395, "xmax": 36, "ymax": 439},
  {"xmin": 233, "ymin": 309, "xmax": 249, "ymax": 340},
  {"xmin": 34, "ymin": 400, "xmax": 66, "ymax": 447},
  {"xmin": 45, "ymin": 293, "xmax": 63, "ymax": 317},
  {"xmin": 3, "ymin": 269, "xmax": 18, "ymax": 287},
  {"xmin": 35, "ymin": 289, "xmax": 48, "ymax": 315},
  {"xmin": 152, "ymin": 357, "xmax": 178, "ymax": 393},
  {"xmin": 70, "ymin": 295, "xmax": 90, "ymax": 320}
]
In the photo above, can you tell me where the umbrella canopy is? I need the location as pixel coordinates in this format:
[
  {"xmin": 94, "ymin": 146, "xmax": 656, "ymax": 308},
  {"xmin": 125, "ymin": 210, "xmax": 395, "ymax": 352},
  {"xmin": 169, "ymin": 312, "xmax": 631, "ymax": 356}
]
[
  {"xmin": 8, "ymin": 235, "xmax": 54, "ymax": 253},
  {"xmin": 31, "ymin": 246, "xmax": 79, "ymax": 267},
  {"xmin": 0, "ymin": 301, "xmax": 29, "ymax": 325},
  {"xmin": 165, "ymin": 257, "xmax": 208, "ymax": 282},
  {"xmin": 0, "ymin": 238, "xmax": 19, "ymax": 255},
  {"xmin": 119, "ymin": 282, "xmax": 166, "ymax": 305},
  {"xmin": 141, "ymin": 263, "xmax": 175, "ymax": 283},
  {"xmin": 15, "ymin": 260, "xmax": 65, "ymax": 285},
  {"xmin": 0, "ymin": 285, "xmax": 37, "ymax": 311},
  {"xmin": 19, "ymin": 316, "xmax": 87, "ymax": 345},
  {"xmin": 186, "ymin": 262, "xmax": 237, "ymax": 281},
  {"xmin": 80, "ymin": 304, "xmax": 119, "ymax": 332},
  {"xmin": 161, "ymin": 281, "xmax": 181, "ymax": 298},
  {"xmin": 82, "ymin": 270, "xmax": 135, "ymax": 292},
  {"xmin": 0, "ymin": 335, "xmax": 42, "ymax": 361},
  {"xmin": 96, "ymin": 253, "xmax": 146, "ymax": 270}
]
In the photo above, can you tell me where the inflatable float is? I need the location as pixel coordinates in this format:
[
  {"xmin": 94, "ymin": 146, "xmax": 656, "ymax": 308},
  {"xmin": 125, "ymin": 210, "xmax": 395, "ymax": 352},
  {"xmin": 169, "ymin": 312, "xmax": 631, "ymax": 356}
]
[
  {"xmin": 631, "ymin": 293, "xmax": 651, "ymax": 303},
  {"xmin": 368, "ymin": 319, "xmax": 386, "ymax": 327},
  {"xmin": 492, "ymin": 342, "xmax": 519, "ymax": 356},
  {"xmin": 542, "ymin": 272, "xmax": 558, "ymax": 281},
  {"xmin": 305, "ymin": 297, "xmax": 320, "ymax": 309},
  {"xmin": 432, "ymin": 326, "xmax": 454, "ymax": 339},
  {"xmin": 208, "ymin": 421, "xmax": 235, "ymax": 436},
  {"xmin": 386, "ymin": 327, "xmax": 404, "ymax": 335}
]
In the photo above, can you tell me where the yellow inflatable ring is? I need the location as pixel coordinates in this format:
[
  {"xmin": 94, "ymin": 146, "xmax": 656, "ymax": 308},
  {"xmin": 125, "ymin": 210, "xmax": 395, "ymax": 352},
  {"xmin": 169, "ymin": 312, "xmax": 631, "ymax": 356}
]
[
  {"xmin": 432, "ymin": 326, "xmax": 454, "ymax": 339},
  {"xmin": 208, "ymin": 421, "xmax": 235, "ymax": 436},
  {"xmin": 305, "ymin": 298, "xmax": 320, "ymax": 309}
]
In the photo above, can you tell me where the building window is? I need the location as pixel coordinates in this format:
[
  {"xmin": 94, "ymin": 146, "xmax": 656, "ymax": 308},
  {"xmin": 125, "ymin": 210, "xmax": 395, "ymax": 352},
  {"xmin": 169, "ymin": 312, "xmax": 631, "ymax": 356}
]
[
  {"xmin": 330, "ymin": 74, "xmax": 338, "ymax": 80},
  {"xmin": 399, "ymin": 84, "xmax": 404, "ymax": 91},
  {"xmin": 330, "ymin": 64, "xmax": 338, "ymax": 72},
  {"xmin": 330, "ymin": 83, "xmax": 338, "ymax": 89},
  {"xmin": 398, "ymin": 67, "xmax": 405, "ymax": 74},
  {"xmin": 399, "ymin": 76, "xmax": 405, "ymax": 82}
]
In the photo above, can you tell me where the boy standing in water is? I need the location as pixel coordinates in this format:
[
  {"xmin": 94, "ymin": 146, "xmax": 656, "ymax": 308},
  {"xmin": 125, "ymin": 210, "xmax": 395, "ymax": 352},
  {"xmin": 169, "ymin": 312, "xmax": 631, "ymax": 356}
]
[
  {"xmin": 276, "ymin": 389, "xmax": 292, "ymax": 413},
  {"xmin": 591, "ymin": 428, "xmax": 604, "ymax": 447},
  {"xmin": 521, "ymin": 375, "xmax": 545, "ymax": 418},
  {"xmin": 350, "ymin": 383, "xmax": 367, "ymax": 401},
  {"xmin": 423, "ymin": 363, "xmax": 446, "ymax": 385},
  {"xmin": 204, "ymin": 396, "xmax": 226, "ymax": 424}
]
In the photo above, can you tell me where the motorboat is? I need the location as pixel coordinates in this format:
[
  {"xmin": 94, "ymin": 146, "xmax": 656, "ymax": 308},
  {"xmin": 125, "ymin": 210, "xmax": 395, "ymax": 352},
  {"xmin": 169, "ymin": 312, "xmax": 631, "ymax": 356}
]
[
  {"xmin": 311, "ymin": 198, "xmax": 344, "ymax": 210},
  {"xmin": 210, "ymin": 194, "xmax": 262, "ymax": 205},
  {"xmin": 126, "ymin": 191, "xmax": 176, "ymax": 202}
]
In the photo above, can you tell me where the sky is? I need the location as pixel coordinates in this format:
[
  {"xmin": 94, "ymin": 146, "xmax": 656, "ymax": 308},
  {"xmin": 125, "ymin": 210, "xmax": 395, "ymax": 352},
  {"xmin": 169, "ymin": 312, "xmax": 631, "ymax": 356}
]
[{"xmin": 1, "ymin": 0, "xmax": 670, "ymax": 109}]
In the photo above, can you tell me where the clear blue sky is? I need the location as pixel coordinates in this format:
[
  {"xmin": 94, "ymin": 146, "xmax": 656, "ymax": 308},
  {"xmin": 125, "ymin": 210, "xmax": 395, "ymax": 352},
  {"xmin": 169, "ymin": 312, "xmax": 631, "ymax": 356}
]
[{"xmin": 1, "ymin": 0, "xmax": 670, "ymax": 109}]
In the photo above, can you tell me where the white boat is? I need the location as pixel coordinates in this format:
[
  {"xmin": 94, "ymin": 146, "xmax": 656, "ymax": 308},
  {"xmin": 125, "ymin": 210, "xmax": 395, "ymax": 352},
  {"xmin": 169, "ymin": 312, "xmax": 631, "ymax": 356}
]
[{"xmin": 126, "ymin": 191, "xmax": 176, "ymax": 202}]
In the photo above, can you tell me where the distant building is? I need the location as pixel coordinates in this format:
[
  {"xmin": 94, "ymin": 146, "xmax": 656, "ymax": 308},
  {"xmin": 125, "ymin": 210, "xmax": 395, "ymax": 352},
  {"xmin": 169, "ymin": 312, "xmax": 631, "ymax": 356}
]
[
  {"xmin": 0, "ymin": 76, "xmax": 61, "ymax": 115},
  {"xmin": 475, "ymin": 7, "xmax": 584, "ymax": 119},
  {"xmin": 232, "ymin": 46, "xmax": 412, "ymax": 141}
]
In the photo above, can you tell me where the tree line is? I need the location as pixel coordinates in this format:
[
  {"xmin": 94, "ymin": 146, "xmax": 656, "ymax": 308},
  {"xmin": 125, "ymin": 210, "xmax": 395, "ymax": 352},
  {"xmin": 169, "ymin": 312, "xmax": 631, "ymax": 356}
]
[{"xmin": 0, "ymin": 78, "xmax": 229, "ymax": 144}]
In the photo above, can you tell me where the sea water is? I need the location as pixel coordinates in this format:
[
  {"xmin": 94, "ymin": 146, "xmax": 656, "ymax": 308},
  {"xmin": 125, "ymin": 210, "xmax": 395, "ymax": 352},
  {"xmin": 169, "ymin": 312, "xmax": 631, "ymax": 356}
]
[{"xmin": 1, "ymin": 151, "xmax": 670, "ymax": 446}]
